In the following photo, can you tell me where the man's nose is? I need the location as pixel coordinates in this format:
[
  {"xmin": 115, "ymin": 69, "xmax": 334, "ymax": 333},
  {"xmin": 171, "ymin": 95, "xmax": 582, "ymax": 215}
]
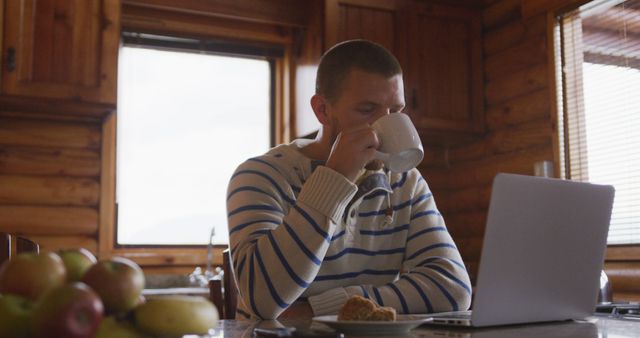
[{"xmin": 372, "ymin": 110, "xmax": 390, "ymax": 122}]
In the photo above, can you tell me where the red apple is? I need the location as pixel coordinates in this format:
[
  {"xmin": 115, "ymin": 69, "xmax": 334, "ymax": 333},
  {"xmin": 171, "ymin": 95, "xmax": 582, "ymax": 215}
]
[
  {"xmin": 59, "ymin": 248, "xmax": 97, "ymax": 282},
  {"xmin": 0, "ymin": 251, "xmax": 67, "ymax": 301},
  {"xmin": 0, "ymin": 294, "xmax": 33, "ymax": 338},
  {"xmin": 82, "ymin": 257, "xmax": 145, "ymax": 314},
  {"xmin": 31, "ymin": 282, "xmax": 104, "ymax": 338}
]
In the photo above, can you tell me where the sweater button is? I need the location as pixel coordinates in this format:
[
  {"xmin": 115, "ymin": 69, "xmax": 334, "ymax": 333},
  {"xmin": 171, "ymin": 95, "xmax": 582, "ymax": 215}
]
[{"xmin": 350, "ymin": 209, "xmax": 356, "ymax": 218}]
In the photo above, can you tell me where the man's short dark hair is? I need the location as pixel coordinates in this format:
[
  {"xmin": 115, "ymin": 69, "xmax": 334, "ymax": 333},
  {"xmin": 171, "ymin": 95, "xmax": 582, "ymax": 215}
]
[{"xmin": 315, "ymin": 40, "xmax": 402, "ymax": 102}]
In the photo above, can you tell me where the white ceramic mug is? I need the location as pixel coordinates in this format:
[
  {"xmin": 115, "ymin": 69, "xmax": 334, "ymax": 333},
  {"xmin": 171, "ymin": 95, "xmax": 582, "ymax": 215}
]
[{"xmin": 371, "ymin": 113, "xmax": 424, "ymax": 173}]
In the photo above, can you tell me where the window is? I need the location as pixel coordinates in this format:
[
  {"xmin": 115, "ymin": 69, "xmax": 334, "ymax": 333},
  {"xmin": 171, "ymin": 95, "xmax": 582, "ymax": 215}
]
[
  {"xmin": 556, "ymin": 0, "xmax": 640, "ymax": 244},
  {"xmin": 117, "ymin": 34, "xmax": 279, "ymax": 245}
]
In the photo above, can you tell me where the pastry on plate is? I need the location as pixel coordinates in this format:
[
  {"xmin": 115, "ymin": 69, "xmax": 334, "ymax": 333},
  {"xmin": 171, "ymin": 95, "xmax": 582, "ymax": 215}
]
[{"xmin": 337, "ymin": 295, "xmax": 397, "ymax": 321}]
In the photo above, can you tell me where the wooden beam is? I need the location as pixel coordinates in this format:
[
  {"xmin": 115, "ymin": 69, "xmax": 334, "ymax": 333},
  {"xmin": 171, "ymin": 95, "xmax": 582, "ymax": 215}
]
[
  {"xmin": 483, "ymin": 0, "xmax": 521, "ymax": 31},
  {"xmin": 0, "ymin": 96, "xmax": 114, "ymax": 121},
  {"xmin": 451, "ymin": 118, "xmax": 553, "ymax": 163},
  {"xmin": 123, "ymin": 0, "xmax": 311, "ymax": 27},
  {"xmin": 99, "ymin": 113, "xmax": 117, "ymax": 260},
  {"xmin": 0, "ymin": 146, "xmax": 100, "ymax": 177},
  {"xmin": 483, "ymin": 13, "xmax": 546, "ymax": 56},
  {"xmin": 521, "ymin": 0, "xmax": 590, "ymax": 18},
  {"xmin": 484, "ymin": 34, "xmax": 547, "ymax": 81},
  {"xmin": 435, "ymin": 184, "xmax": 492, "ymax": 213},
  {"xmin": 424, "ymin": 143, "xmax": 554, "ymax": 191},
  {"xmin": 485, "ymin": 63, "xmax": 548, "ymax": 105},
  {"xmin": 485, "ymin": 87, "xmax": 551, "ymax": 130},
  {"xmin": 121, "ymin": 4, "xmax": 294, "ymax": 45},
  {"xmin": 0, "ymin": 206, "xmax": 98, "ymax": 236},
  {"xmin": 0, "ymin": 175, "xmax": 99, "ymax": 206},
  {"xmin": 445, "ymin": 210, "xmax": 488, "ymax": 238},
  {"xmin": 29, "ymin": 235, "xmax": 98, "ymax": 254},
  {"xmin": 0, "ymin": 117, "xmax": 101, "ymax": 149}
]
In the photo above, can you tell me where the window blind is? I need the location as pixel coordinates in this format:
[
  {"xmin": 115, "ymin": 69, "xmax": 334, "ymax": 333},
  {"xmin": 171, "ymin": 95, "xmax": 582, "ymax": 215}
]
[{"xmin": 557, "ymin": 0, "xmax": 640, "ymax": 244}]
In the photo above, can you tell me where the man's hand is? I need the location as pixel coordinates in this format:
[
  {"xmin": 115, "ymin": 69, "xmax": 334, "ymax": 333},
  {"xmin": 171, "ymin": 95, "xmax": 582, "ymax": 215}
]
[
  {"xmin": 325, "ymin": 125, "xmax": 379, "ymax": 182},
  {"xmin": 279, "ymin": 300, "xmax": 314, "ymax": 320}
]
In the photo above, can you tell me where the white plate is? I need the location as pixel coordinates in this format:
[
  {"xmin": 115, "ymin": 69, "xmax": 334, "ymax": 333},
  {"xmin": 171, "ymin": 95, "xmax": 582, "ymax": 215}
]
[{"xmin": 313, "ymin": 315, "xmax": 433, "ymax": 335}]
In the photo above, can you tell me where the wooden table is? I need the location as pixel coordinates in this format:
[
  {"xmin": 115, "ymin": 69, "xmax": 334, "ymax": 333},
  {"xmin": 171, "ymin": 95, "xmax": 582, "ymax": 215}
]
[{"xmin": 206, "ymin": 315, "xmax": 640, "ymax": 337}]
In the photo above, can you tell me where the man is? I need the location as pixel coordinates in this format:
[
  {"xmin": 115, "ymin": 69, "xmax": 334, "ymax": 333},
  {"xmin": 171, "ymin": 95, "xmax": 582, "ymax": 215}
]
[{"xmin": 226, "ymin": 40, "xmax": 471, "ymax": 320}]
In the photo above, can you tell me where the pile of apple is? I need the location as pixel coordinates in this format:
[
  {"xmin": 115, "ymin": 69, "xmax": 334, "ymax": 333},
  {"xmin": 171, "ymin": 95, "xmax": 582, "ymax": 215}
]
[{"xmin": 0, "ymin": 249, "xmax": 218, "ymax": 338}]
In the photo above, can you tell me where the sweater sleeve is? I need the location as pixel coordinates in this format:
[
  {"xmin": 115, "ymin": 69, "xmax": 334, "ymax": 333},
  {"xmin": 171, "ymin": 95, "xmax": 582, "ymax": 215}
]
[
  {"xmin": 227, "ymin": 160, "xmax": 357, "ymax": 319},
  {"xmin": 308, "ymin": 174, "xmax": 472, "ymax": 315}
]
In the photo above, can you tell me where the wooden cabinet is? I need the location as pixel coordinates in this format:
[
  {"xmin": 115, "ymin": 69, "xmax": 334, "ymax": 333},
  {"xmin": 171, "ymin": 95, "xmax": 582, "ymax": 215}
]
[
  {"xmin": 1, "ymin": 0, "xmax": 120, "ymax": 105},
  {"xmin": 406, "ymin": 1, "xmax": 484, "ymax": 138},
  {"xmin": 324, "ymin": 0, "xmax": 406, "ymax": 67},
  {"xmin": 324, "ymin": 0, "xmax": 484, "ymax": 144}
]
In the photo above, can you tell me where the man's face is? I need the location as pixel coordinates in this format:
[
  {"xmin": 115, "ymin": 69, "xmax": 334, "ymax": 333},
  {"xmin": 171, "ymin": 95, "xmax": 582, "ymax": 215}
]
[{"xmin": 324, "ymin": 69, "xmax": 406, "ymax": 143}]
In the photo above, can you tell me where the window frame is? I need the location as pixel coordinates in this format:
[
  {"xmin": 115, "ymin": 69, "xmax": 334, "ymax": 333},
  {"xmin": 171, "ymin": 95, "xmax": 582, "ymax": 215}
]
[
  {"xmin": 99, "ymin": 8, "xmax": 296, "ymax": 269},
  {"xmin": 551, "ymin": 0, "xmax": 640, "ymax": 261}
]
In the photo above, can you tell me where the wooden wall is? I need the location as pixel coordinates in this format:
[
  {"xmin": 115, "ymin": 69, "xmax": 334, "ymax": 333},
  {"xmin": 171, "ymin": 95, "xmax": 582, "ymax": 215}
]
[
  {"xmin": 0, "ymin": 115, "xmax": 102, "ymax": 254},
  {"xmin": 420, "ymin": 0, "xmax": 640, "ymax": 301},
  {"xmin": 0, "ymin": 0, "xmax": 314, "ymax": 275},
  {"xmin": 421, "ymin": 0, "xmax": 555, "ymax": 283}
]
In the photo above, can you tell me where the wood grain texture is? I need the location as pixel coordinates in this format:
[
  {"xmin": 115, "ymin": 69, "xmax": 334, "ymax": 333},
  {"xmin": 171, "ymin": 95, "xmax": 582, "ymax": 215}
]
[
  {"xmin": 0, "ymin": 175, "xmax": 99, "ymax": 206},
  {"xmin": 446, "ymin": 118, "xmax": 553, "ymax": 163},
  {"xmin": 484, "ymin": 34, "xmax": 547, "ymax": 81},
  {"xmin": 484, "ymin": 13, "xmax": 546, "ymax": 56},
  {"xmin": 485, "ymin": 87, "xmax": 550, "ymax": 130},
  {"xmin": 425, "ymin": 143, "xmax": 553, "ymax": 191},
  {"xmin": 29, "ymin": 235, "xmax": 98, "ymax": 254},
  {"xmin": 123, "ymin": 0, "xmax": 311, "ymax": 27},
  {"xmin": 444, "ymin": 210, "xmax": 487, "ymax": 238},
  {"xmin": 0, "ymin": 146, "xmax": 100, "ymax": 176},
  {"xmin": 2, "ymin": 0, "xmax": 120, "ymax": 104},
  {"xmin": 121, "ymin": 3, "xmax": 293, "ymax": 45},
  {"xmin": 0, "ymin": 206, "xmax": 98, "ymax": 236},
  {"xmin": 485, "ymin": 63, "xmax": 548, "ymax": 105},
  {"xmin": 435, "ymin": 184, "xmax": 492, "ymax": 213},
  {"xmin": 0, "ymin": 117, "xmax": 101, "ymax": 149},
  {"xmin": 482, "ymin": 0, "xmax": 520, "ymax": 31}
]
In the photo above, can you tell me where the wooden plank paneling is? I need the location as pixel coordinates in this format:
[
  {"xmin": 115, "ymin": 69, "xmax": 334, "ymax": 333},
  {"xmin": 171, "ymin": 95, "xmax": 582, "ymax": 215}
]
[
  {"xmin": 0, "ymin": 146, "xmax": 100, "ymax": 176},
  {"xmin": 483, "ymin": 0, "xmax": 520, "ymax": 31},
  {"xmin": 29, "ymin": 235, "xmax": 98, "ymax": 254},
  {"xmin": 0, "ymin": 206, "xmax": 98, "ymax": 235},
  {"xmin": 425, "ymin": 144, "xmax": 554, "ymax": 191},
  {"xmin": 604, "ymin": 261, "xmax": 640, "ymax": 294},
  {"xmin": 485, "ymin": 88, "xmax": 550, "ymax": 130},
  {"xmin": 485, "ymin": 63, "xmax": 548, "ymax": 105},
  {"xmin": 452, "ymin": 236, "xmax": 484, "ymax": 264},
  {"xmin": 484, "ymin": 34, "xmax": 547, "ymax": 81},
  {"xmin": 0, "ymin": 175, "xmax": 99, "ymax": 206},
  {"xmin": 436, "ymin": 185, "xmax": 492, "ymax": 213},
  {"xmin": 446, "ymin": 118, "xmax": 553, "ymax": 163},
  {"xmin": 122, "ymin": 4, "xmax": 293, "ymax": 45},
  {"xmin": 0, "ymin": 117, "xmax": 101, "ymax": 149},
  {"xmin": 123, "ymin": 0, "xmax": 312, "ymax": 27},
  {"xmin": 445, "ymin": 210, "xmax": 487, "ymax": 238},
  {"xmin": 521, "ymin": 0, "xmax": 590, "ymax": 19},
  {"xmin": 483, "ymin": 14, "xmax": 546, "ymax": 56}
]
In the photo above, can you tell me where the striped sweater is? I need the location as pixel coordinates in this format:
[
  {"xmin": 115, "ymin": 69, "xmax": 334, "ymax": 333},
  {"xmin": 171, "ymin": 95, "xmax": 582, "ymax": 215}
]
[{"xmin": 226, "ymin": 139, "xmax": 472, "ymax": 319}]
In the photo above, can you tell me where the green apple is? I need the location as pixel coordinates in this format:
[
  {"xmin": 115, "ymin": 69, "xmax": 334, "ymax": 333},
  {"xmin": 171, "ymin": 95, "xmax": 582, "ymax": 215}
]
[
  {"xmin": 0, "ymin": 252, "xmax": 67, "ymax": 301},
  {"xmin": 59, "ymin": 248, "xmax": 97, "ymax": 282},
  {"xmin": 82, "ymin": 257, "xmax": 145, "ymax": 314},
  {"xmin": 0, "ymin": 293, "xmax": 33, "ymax": 338},
  {"xmin": 134, "ymin": 295, "xmax": 218, "ymax": 336},
  {"xmin": 31, "ymin": 282, "xmax": 104, "ymax": 338},
  {"xmin": 95, "ymin": 316, "xmax": 150, "ymax": 338}
]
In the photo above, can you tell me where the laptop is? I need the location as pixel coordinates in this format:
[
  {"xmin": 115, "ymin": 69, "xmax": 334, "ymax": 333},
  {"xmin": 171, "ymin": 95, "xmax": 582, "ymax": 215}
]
[{"xmin": 427, "ymin": 173, "xmax": 615, "ymax": 327}]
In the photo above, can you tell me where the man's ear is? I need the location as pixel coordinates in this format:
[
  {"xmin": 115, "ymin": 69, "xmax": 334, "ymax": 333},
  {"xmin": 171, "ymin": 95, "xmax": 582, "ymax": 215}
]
[{"xmin": 310, "ymin": 94, "xmax": 329, "ymax": 125}]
